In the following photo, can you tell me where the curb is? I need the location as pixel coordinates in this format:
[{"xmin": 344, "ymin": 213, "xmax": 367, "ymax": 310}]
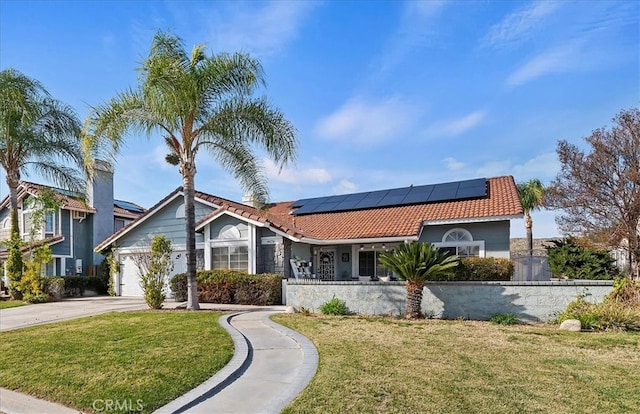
[
  {"xmin": 153, "ymin": 312, "xmax": 251, "ymax": 414},
  {"xmin": 258, "ymin": 313, "xmax": 319, "ymax": 413}
]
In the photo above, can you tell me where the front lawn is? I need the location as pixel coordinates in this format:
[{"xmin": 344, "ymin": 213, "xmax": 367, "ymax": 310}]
[
  {"xmin": 0, "ymin": 311, "xmax": 233, "ymax": 413},
  {"xmin": 0, "ymin": 299, "xmax": 27, "ymax": 309},
  {"xmin": 274, "ymin": 314, "xmax": 640, "ymax": 414}
]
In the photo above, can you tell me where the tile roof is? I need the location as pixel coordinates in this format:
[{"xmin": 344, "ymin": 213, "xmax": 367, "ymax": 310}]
[
  {"xmin": 0, "ymin": 181, "xmax": 145, "ymax": 218},
  {"xmin": 260, "ymin": 176, "xmax": 523, "ymax": 240},
  {"xmin": 96, "ymin": 175, "xmax": 523, "ymax": 250}
]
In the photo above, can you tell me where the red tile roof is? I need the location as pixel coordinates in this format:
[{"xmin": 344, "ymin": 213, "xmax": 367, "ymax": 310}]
[
  {"xmin": 260, "ymin": 176, "xmax": 523, "ymax": 240},
  {"xmin": 0, "ymin": 181, "xmax": 145, "ymax": 218},
  {"xmin": 95, "ymin": 175, "xmax": 523, "ymax": 251}
]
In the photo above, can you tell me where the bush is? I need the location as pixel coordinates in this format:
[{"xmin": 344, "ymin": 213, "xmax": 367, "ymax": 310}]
[
  {"xmin": 545, "ymin": 237, "xmax": 620, "ymax": 279},
  {"xmin": 319, "ymin": 297, "xmax": 350, "ymax": 315},
  {"xmin": 63, "ymin": 276, "xmax": 107, "ymax": 297},
  {"xmin": 556, "ymin": 281, "xmax": 640, "ymax": 331},
  {"xmin": 44, "ymin": 277, "xmax": 65, "ymax": 301},
  {"xmin": 139, "ymin": 235, "xmax": 173, "ymax": 309},
  {"xmin": 169, "ymin": 273, "xmax": 187, "ymax": 302},
  {"xmin": 442, "ymin": 257, "xmax": 513, "ymax": 281},
  {"xmin": 489, "ymin": 313, "xmax": 520, "ymax": 325},
  {"xmin": 170, "ymin": 271, "xmax": 283, "ymax": 305},
  {"xmin": 197, "ymin": 270, "xmax": 282, "ymax": 305}
]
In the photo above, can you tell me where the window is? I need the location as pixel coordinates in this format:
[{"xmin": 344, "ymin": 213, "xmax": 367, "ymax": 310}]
[
  {"xmin": 434, "ymin": 228, "xmax": 484, "ymax": 257},
  {"xmin": 212, "ymin": 246, "xmax": 248, "ymax": 271},
  {"xmin": 114, "ymin": 218, "xmax": 127, "ymax": 231},
  {"xmin": 358, "ymin": 250, "xmax": 390, "ymax": 278},
  {"xmin": 44, "ymin": 212, "xmax": 55, "ymax": 237}
]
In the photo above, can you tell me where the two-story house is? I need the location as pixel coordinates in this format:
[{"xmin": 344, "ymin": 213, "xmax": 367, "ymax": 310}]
[{"xmin": 0, "ymin": 161, "xmax": 145, "ymax": 278}]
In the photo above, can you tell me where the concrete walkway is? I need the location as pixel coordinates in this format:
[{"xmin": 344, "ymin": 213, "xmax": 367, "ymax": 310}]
[{"xmin": 0, "ymin": 299, "xmax": 318, "ymax": 414}]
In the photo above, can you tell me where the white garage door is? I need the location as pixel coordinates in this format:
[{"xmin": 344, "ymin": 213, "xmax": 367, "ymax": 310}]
[
  {"xmin": 120, "ymin": 255, "xmax": 144, "ymax": 297},
  {"xmin": 119, "ymin": 251, "xmax": 188, "ymax": 297}
]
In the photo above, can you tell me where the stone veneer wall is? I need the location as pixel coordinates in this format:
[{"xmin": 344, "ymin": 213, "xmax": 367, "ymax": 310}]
[{"xmin": 285, "ymin": 280, "xmax": 614, "ymax": 322}]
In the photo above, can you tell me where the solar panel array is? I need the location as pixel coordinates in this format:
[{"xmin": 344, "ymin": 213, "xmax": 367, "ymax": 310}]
[
  {"xmin": 114, "ymin": 199, "xmax": 145, "ymax": 213},
  {"xmin": 291, "ymin": 178, "xmax": 487, "ymax": 215}
]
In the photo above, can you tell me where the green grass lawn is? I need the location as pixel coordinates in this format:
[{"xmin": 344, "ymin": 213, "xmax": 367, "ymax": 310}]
[
  {"xmin": 0, "ymin": 299, "xmax": 27, "ymax": 309},
  {"xmin": 273, "ymin": 314, "xmax": 640, "ymax": 414},
  {"xmin": 0, "ymin": 311, "xmax": 233, "ymax": 413}
]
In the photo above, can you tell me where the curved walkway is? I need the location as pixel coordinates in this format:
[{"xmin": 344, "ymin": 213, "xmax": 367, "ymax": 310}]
[
  {"xmin": 155, "ymin": 310, "xmax": 318, "ymax": 414},
  {"xmin": 0, "ymin": 301, "xmax": 318, "ymax": 414}
]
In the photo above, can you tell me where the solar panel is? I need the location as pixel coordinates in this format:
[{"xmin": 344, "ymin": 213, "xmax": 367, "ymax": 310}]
[
  {"xmin": 114, "ymin": 199, "xmax": 145, "ymax": 213},
  {"xmin": 290, "ymin": 178, "xmax": 487, "ymax": 215}
]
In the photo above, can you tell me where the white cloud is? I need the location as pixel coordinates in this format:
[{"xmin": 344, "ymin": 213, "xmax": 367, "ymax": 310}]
[
  {"xmin": 482, "ymin": 1, "xmax": 560, "ymax": 49},
  {"xmin": 476, "ymin": 160, "xmax": 512, "ymax": 177},
  {"xmin": 315, "ymin": 96, "xmax": 418, "ymax": 145},
  {"xmin": 206, "ymin": 1, "xmax": 319, "ymax": 57},
  {"xmin": 512, "ymin": 152, "xmax": 559, "ymax": 180},
  {"xmin": 262, "ymin": 158, "xmax": 331, "ymax": 185},
  {"xmin": 424, "ymin": 110, "xmax": 487, "ymax": 137},
  {"xmin": 333, "ymin": 179, "xmax": 357, "ymax": 195},
  {"xmin": 443, "ymin": 157, "xmax": 466, "ymax": 171},
  {"xmin": 506, "ymin": 40, "xmax": 584, "ymax": 87}
]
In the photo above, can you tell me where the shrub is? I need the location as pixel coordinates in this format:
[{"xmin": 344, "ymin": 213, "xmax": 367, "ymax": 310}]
[
  {"xmin": 319, "ymin": 297, "xmax": 350, "ymax": 315},
  {"xmin": 63, "ymin": 276, "xmax": 107, "ymax": 297},
  {"xmin": 139, "ymin": 235, "xmax": 173, "ymax": 309},
  {"xmin": 44, "ymin": 277, "xmax": 65, "ymax": 300},
  {"xmin": 489, "ymin": 313, "xmax": 520, "ymax": 325},
  {"xmin": 443, "ymin": 257, "xmax": 513, "ymax": 281},
  {"xmin": 197, "ymin": 270, "xmax": 282, "ymax": 305},
  {"xmin": 169, "ymin": 273, "xmax": 187, "ymax": 302},
  {"xmin": 556, "ymin": 282, "xmax": 640, "ymax": 331},
  {"xmin": 545, "ymin": 237, "xmax": 620, "ymax": 279}
]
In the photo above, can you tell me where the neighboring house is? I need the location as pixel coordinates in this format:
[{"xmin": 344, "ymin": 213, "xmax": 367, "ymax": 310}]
[
  {"xmin": 95, "ymin": 175, "xmax": 523, "ymax": 296},
  {"xmin": 0, "ymin": 161, "xmax": 145, "ymax": 278}
]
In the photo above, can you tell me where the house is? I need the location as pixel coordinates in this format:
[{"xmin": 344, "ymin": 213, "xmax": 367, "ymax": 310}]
[
  {"xmin": 95, "ymin": 175, "xmax": 523, "ymax": 296},
  {"xmin": 0, "ymin": 161, "xmax": 145, "ymax": 278}
]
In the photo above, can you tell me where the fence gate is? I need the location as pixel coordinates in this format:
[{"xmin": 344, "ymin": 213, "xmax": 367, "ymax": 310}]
[{"xmin": 512, "ymin": 250, "xmax": 552, "ymax": 281}]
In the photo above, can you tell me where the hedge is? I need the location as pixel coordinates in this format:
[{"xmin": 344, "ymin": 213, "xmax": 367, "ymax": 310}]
[
  {"xmin": 440, "ymin": 257, "xmax": 514, "ymax": 281},
  {"xmin": 62, "ymin": 276, "xmax": 109, "ymax": 297},
  {"xmin": 170, "ymin": 270, "xmax": 283, "ymax": 305}
]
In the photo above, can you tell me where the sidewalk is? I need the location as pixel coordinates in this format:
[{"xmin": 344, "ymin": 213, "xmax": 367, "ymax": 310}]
[
  {"xmin": 155, "ymin": 310, "xmax": 318, "ymax": 414},
  {"xmin": 0, "ymin": 302, "xmax": 318, "ymax": 414}
]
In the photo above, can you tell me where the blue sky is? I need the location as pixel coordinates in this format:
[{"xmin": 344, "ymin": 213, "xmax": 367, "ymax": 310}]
[{"xmin": 1, "ymin": 0, "xmax": 638, "ymax": 238}]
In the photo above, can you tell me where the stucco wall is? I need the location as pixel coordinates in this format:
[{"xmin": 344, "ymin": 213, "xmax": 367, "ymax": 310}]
[{"xmin": 285, "ymin": 280, "xmax": 614, "ymax": 322}]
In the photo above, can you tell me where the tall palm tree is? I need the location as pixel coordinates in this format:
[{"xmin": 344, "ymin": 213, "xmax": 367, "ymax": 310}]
[
  {"xmin": 83, "ymin": 31, "xmax": 297, "ymax": 310},
  {"xmin": 0, "ymin": 68, "xmax": 83, "ymax": 237},
  {"xmin": 516, "ymin": 179, "xmax": 547, "ymax": 253},
  {"xmin": 379, "ymin": 242, "xmax": 458, "ymax": 319}
]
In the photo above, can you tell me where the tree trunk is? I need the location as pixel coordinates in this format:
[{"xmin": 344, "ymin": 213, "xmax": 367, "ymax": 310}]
[
  {"xmin": 405, "ymin": 280, "xmax": 425, "ymax": 319},
  {"xmin": 6, "ymin": 170, "xmax": 20, "ymax": 234},
  {"xmin": 181, "ymin": 161, "xmax": 200, "ymax": 310},
  {"xmin": 525, "ymin": 211, "xmax": 533, "ymax": 253}
]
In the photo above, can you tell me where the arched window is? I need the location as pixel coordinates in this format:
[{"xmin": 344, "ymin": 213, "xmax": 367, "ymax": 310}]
[
  {"xmin": 443, "ymin": 228, "xmax": 473, "ymax": 243},
  {"xmin": 210, "ymin": 224, "xmax": 248, "ymax": 271},
  {"xmin": 175, "ymin": 203, "xmax": 185, "ymax": 219},
  {"xmin": 434, "ymin": 227, "xmax": 484, "ymax": 257}
]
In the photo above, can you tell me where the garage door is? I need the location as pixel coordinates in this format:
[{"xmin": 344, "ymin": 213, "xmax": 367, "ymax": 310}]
[
  {"xmin": 119, "ymin": 251, "xmax": 188, "ymax": 297},
  {"xmin": 120, "ymin": 255, "xmax": 144, "ymax": 297}
]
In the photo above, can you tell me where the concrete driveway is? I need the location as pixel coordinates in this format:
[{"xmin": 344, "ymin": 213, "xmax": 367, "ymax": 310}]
[{"xmin": 0, "ymin": 296, "xmax": 148, "ymax": 332}]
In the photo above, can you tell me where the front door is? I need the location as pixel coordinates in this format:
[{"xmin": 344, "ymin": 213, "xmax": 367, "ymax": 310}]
[{"xmin": 316, "ymin": 250, "xmax": 336, "ymax": 280}]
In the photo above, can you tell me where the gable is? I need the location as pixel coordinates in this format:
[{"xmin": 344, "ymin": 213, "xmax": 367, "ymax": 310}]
[{"xmin": 113, "ymin": 196, "xmax": 216, "ymax": 249}]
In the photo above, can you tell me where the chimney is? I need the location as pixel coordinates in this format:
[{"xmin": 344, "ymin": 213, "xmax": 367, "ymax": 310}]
[
  {"xmin": 242, "ymin": 191, "xmax": 256, "ymax": 207},
  {"xmin": 87, "ymin": 159, "xmax": 114, "ymax": 266}
]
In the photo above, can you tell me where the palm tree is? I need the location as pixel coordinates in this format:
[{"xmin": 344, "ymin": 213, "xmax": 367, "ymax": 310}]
[
  {"xmin": 83, "ymin": 31, "xmax": 297, "ymax": 310},
  {"xmin": 516, "ymin": 179, "xmax": 547, "ymax": 253},
  {"xmin": 379, "ymin": 242, "xmax": 458, "ymax": 319},
  {"xmin": 0, "ymin": 67, "xmax": 83, "ymax": 262}
]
